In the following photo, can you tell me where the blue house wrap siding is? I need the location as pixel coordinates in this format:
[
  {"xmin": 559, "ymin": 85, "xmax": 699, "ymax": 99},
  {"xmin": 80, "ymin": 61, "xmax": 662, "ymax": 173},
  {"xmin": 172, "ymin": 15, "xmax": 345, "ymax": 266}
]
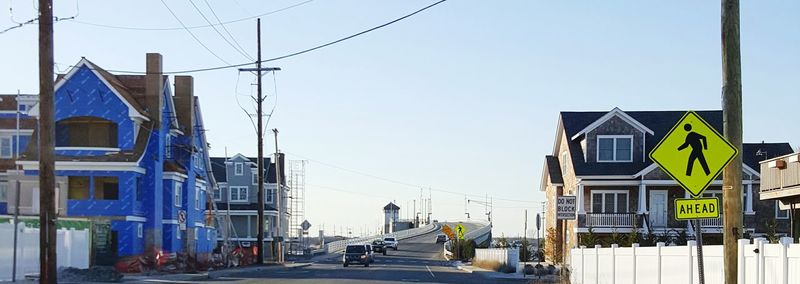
[
  {"xmin": 53, "ymin": 65, "xmax": 135, "ymax": 151},
  {"xmin": 18, "ymin": 58, "xmax": 219, "ymax": 261}
]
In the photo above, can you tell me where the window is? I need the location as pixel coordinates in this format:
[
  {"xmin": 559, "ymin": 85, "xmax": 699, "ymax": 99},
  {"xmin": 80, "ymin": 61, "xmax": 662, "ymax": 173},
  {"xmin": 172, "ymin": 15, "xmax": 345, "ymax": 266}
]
[
  {"xmin": 195, "ymin": 186, "xmax": 202, "ymax": 210},
  {"xmin": 17, "ymin": 104, "xmax": 27, "ymax": 112},
  {"xmin": 94, "ymin": 176, "xmax": 119, "ymax": 200},
  {"xmin": 165, "ymin": 135, "xmax": 172, "ymax": 159},
  {"xmin": 174, "ymin": 183, "xmax": 182, "ymax": 207},
  {"xmin": 597, "ymin": 135, "xmax": 633, "ymax": 162},
  {"xmin": 137, "ymin": 223, "xmax": 143, "ymax": 238},
  {"xmin": 213, "ymin": 186, "xmax": 223, "ymax": 201},
  {"xmin": 0, "ymin": 182, "xmax": 8, "ymax": 202},
  {"xmin": 68, "ymin": 176, "xmax": 90, "ymax": 200},
  {"xmin": 234, "ymin": 163, "xmax": 244, "ymax": 176},
  {"xmin": 266, "ymin": 188, "xmax": 273, "ymax": 204},
  {"xmin": 252, "ymin": 169, "xmax": 258, "ymax": 185},
  {"xmin": 55, "ymin": 116, "xmax": 118, "ymax": 148},
  {"xmin": 561, "ymin": 152, "xmax": 568, "ymax": 174},
  {"xmin": 135, "ymin": 177, "xmax": 142, "ymax": 201},
  {"xmin": 194, "ymin": 227, "xmax": 199, "ymax": 240},
  {"xmin": 590, "ymin": 191, "xmax": 629, "ymax": 213},
  {"xmin": 776, "ymin": 201, "xmax": 790, "ymax": 219},
  {"xmin": 229, "ymin": 186, "xmax": 248, "ymax": 202},
  {"xmin": 0, "ymin": 137, "xmax": 12, "ymax": 158}
]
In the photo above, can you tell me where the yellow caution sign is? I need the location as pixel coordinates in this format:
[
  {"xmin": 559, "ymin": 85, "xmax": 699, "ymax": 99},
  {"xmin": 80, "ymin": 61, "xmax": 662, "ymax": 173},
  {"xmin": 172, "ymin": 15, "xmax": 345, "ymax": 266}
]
[
  {"xmin": 455, "ymin": 224, "xmax": 466, "ymax": 240},
  {"xmin": 649, "ymin": 111, "xmax": 738, "ymax": 197},
  {"xmin": 675, "ymin": 197, "xmax": 720, "ymax": 220}
]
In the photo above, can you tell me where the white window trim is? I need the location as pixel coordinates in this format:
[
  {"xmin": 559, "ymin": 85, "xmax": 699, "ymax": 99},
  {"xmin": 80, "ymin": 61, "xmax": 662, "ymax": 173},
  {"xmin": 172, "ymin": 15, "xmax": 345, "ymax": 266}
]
[
  {"xmin": 234, "ymin": 163, "xmax": 244, "ymax": 176},
  {"xmin": 589, "ymin": 189, "xmax": 629, "ymax": 213},
  {"xmin": 596, "ymin": 135, "xmax": 634, "ymax": 162},
  {"xmin": 176, "ymin": 229, "xmax": 181, "ymax": 239},
  {"xmin": 174, "ymin": 183, "xmax": 182, "ymax": 207},
  {"xmin": 194, "ymin": 227, "xmax": 199, "ymax": 240},
  {"xmin": 229, "ymin": 186, "xmax": 248, "ymax": 202},
  {"xmin": 561, "ymin": 151, "xmax": 569, "ymax": 174},
  {"xmin": 137, "ymin": 223, "xmax": 143, "ymax": 238},
  {"xmin": 213, "ymin": 186, "xmax": 223, "ymax": 202},
  {"xmin": 165, "ymin": 134, "xmax": 173, "ymax": 159},
  {"xmin": 0, "ymin": 136, "xmax": 12, "ymax": 158},
  {"xmin": 194, "ymin": 186, "xmax": 200, "ymax": 210},
  {"xmin": 252, "ymin": 169, "xmax": 258, "ymax": 185},
  {"xmin": 266, "ymin": 188, "xmax": 274, "ymax": 204},
  {"xmin": 776, "ymin": 201, "xmax": 790, "ymax": 219}
]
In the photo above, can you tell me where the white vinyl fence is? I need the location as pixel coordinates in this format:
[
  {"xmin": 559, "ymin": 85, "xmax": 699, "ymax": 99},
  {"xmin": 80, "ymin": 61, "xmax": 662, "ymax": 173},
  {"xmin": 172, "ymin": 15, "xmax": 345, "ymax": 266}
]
[
  {"xmin": 570, "ymin": 237, "xmax": 800, "ymax": 284},
  {"xmin": 0, "ymin": 222, "xmax": 90, "ymax": 281},
  {"xmin": 474, "ymin": 247, "xmax": 519, "ymax": 268}
]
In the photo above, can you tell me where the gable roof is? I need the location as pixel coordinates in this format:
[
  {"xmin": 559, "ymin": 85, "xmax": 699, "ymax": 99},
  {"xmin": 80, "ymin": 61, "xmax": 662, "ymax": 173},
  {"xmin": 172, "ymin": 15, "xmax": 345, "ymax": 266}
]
[
  {"xmin": 560, "ymin": 110, "xmax": 722, "ymax": 177},
  {"xmin": 743, "ymin": 143, "xmax": 794, "ymax": 171},
  {"xmin": 384, "ymin": 202, "xmax": 400, "ymax": 211},
  {"xmin": 545, "ymin": 155, "xmax": 564, "ymax": 184},
  {"xmin": 570, "ymin": 107, "xmax": 654, "ymax": 140},
  {"xmin": 209, "ymin": 156, "xmax": 276, "ymax": 183}
]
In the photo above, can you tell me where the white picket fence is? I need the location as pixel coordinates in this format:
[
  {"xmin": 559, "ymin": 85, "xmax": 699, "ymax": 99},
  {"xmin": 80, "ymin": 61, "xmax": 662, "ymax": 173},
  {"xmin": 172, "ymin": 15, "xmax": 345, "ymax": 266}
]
[
  {"xmin": 475, "ymin": 247, "xmax": 519, "ymax": 268},
  {"xmin": 0, "ymin": 222, "xmax": 90, "ymax": 281},
  {"xmin": 570, "ymin": 237, "xmax": 800, "ymax": 284}
]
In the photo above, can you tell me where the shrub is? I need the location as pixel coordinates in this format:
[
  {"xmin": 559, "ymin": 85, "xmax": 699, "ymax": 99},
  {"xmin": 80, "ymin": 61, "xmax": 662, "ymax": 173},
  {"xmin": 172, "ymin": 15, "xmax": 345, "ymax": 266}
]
[
  {"xmin": 519, "ymin": 239, "xmax": 533, "ymax": 262},
  {"xmin": 579, "ymin": 226, "xmax": 599, "ymax": 247},
  {"xmin": 765, "ymin": 219, "xmax": 779, "ymax": 244},
  {"xmin": 544, "ymin": 227, "xmax": 563, "ymax": 264}
]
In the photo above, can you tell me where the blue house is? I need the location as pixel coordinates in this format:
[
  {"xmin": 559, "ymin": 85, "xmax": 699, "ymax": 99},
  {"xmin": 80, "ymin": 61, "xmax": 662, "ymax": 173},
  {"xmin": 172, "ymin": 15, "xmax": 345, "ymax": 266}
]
[
  {"xmin": 0, "ymin": 93, "xmax": 38, "ymax": 214},
  {"xmin": 8, "ymin": 54, "xmax": 218, "ymax": 270}
]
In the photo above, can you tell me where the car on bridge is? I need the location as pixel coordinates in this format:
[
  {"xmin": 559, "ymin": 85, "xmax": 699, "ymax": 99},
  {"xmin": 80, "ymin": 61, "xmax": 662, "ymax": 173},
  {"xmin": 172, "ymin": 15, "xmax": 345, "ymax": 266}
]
[
  {"xmin": 383, "ymin": 237, "xmax": 398, "ymax": 250},
  {"xmin": 435, "ymin": 234, "xmax": 448, "ymax": 243},
  {"xmin": 371, "ymin": 240, "xmax": 388, "ymax": 255},
  {"xmin": 343, "ymin": 244, "xmax": 370, "ymax": 267}
]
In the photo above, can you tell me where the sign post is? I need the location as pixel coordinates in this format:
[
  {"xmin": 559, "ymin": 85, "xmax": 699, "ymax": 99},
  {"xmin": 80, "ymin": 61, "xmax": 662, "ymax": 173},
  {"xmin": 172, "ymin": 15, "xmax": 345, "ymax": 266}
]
[{"xmin": 649, "ymin": 111, "xmax": 738, "ymax": 284}]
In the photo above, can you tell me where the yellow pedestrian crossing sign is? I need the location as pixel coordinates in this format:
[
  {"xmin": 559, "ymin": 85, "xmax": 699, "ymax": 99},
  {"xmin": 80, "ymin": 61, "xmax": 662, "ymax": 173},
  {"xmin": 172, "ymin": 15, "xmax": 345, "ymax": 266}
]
[
  {"xmin": 455, "ymin": 224, "xmax": 466, "ymax": 240},
  {"xmin": 649, "ymin": 111, "xmax": 738, "ymax": 197}
]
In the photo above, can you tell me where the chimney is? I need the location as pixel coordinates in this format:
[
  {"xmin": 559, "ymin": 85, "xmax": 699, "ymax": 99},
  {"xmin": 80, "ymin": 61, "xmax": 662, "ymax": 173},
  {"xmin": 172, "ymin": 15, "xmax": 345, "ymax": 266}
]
[
  {"xmin": 145, "ymin": 53, "xmax": 164, "ymax": 126},
  {"xmin": 174, "ymin": 76, "xmax": 195, "ymax": 137}
]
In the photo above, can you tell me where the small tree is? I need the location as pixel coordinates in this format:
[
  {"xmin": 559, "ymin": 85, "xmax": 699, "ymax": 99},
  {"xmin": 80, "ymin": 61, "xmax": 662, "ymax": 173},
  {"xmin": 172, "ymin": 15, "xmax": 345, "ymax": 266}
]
[
  {"xmin": 765, "ymin": 219, "xmax": 780, "ymax": 244},
  {"xmin": 579, "ymin": 226, "xmax": 598, "ymax": 247},
  {"xmin": 496, "ymin": 235, "xmax": 510, "ymax": 248},
  {"xmin": 544, "ymin": 227, "xmax": 562, "ymax": 264},
  {"xmin": 519, "ymin": 238, "xmax": 533, "ymax": 262}
]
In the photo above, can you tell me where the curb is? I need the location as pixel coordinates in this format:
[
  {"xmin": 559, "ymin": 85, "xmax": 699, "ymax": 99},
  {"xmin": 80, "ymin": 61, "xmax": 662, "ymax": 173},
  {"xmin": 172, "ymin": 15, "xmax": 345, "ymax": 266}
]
[{"xmin": 456, "ymin": 265, "xmax": 475, "ymax": 273}]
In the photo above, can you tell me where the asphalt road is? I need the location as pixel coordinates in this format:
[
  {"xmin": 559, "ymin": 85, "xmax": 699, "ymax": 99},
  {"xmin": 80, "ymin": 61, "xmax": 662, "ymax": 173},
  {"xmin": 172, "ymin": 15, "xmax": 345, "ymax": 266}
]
[{"xmin": 172, "ymin": 222, "xmax": 530, "ymax": 284}]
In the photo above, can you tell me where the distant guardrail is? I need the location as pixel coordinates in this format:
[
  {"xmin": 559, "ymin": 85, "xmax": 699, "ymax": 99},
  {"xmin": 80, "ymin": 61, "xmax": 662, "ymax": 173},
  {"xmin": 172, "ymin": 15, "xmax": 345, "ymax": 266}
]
[
  {"xmin": 313, "ymin": 223, "xmax": 438, "ymax": 255},
  {"xmin": 442, "ymin": 221, "xmax": 492, "ymax": 259}
]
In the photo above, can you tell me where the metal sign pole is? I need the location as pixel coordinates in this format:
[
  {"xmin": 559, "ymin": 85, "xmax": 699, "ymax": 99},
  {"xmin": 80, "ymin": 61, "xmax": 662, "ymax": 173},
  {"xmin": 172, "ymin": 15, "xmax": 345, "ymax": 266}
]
[{"xmin": 695, "ymin": 219, "xmax": 705, "ymax": 284}]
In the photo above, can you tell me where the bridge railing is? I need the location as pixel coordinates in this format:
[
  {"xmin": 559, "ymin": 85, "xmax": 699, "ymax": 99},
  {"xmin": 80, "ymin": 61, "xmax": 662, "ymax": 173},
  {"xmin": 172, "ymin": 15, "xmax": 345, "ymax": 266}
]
[
  {"xmin": 443, "ymin": 221, "xmax": 493, "ymax": 260},
  {"xmin": 315, "ymin": 223, "xmax": 437, "ymax": 254}
]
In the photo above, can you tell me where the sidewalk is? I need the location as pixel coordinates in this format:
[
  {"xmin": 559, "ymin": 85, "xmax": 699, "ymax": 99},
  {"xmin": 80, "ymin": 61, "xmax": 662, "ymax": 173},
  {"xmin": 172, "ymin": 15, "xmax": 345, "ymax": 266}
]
[
  {"xmin": 121, "ymin": 262, "xmax": 312, "ymax": 283},
  {"xmin": 453, "ymin": 261, "xmax": 562, "ymax": 282}
]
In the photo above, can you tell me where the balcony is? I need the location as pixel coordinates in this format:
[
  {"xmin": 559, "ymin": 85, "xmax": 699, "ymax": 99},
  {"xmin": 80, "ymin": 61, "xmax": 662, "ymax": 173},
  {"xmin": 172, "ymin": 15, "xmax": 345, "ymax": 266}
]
[
  {"xmin": 584, "ymin": 213, "xmax": 637, "ymax": 228},
  {"xmin": 699, "ymin": 217, "xmax": 723, "ymax": 228},
  {"xmin": 760, "ymin": 153, "xmax": 800, "ymax": 202}
]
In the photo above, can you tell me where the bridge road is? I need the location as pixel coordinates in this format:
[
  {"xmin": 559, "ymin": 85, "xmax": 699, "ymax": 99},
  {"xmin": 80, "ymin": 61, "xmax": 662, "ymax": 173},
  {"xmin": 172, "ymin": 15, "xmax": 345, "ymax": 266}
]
[{"xmin": 183, "ymin": 222, "xmax": 529, "ymax": 284}]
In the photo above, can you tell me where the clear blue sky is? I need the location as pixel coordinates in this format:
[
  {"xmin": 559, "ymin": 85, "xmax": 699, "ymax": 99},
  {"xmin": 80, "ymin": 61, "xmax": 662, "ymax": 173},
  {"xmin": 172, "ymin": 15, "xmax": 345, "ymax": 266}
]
[{"xmin": 1, "ymin": 1, "xmax": 797, "ymax": 237}]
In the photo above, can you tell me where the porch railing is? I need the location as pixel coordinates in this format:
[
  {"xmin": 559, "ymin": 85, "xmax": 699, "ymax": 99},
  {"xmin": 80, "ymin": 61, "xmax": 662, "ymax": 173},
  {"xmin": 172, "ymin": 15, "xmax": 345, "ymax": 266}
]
[
  {"xmin": 585, "ymin": 213, "xmax": 637, "ymax": 227},
  {"xmin": 699, "ymin": 217, "xmax": 723, "ymax": 228}
]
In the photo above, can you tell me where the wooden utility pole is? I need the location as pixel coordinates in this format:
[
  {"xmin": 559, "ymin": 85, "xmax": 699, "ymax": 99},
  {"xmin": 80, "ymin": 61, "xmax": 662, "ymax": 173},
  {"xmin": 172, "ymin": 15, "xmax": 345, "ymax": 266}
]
[
  {"xmin": 38, "ymin": 0, "xmax": 56, "ymax": 283},
  {"xmin": 721, "ymin": 0, "xmax": 743, "ymax": 283}
]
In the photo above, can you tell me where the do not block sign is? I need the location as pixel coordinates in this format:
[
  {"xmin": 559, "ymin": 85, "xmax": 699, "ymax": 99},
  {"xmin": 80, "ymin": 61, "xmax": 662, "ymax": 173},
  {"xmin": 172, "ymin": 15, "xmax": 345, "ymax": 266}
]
[{"xmin": 674, "ymin": 197, "xmax": 720, "ymax": 220}]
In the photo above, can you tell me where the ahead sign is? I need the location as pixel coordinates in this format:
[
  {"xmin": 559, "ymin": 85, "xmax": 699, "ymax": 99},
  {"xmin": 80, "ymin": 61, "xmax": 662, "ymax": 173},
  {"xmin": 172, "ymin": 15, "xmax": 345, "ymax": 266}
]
[
  {"xmin": 556, "ymin": 196, "xmax": 577, "ymax": 220},
  {"xmin": 675, "ymin": 197, "xmax": 720, "ymax": 220}
]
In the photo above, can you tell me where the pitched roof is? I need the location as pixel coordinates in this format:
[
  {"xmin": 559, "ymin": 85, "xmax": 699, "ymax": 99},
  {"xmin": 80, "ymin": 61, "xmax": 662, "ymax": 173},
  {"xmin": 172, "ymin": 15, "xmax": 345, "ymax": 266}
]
[
  {"xmin": 545, "ymin": 155, "xmax": 564, "ymax": 184},
  {"xmin": 560, "ymin": 110, "xmax": 722, "ymax": 176},
  {"xmin": 384, "ymin": 202, "xmax": 400, "ymax": 211},
  {"xmin": 210, "ymin": 157, "xmax": 227, "ymax": 182},
  {"xmin": 742, "ymin": 142, "xmax": 794, "ymax": 171},
  {"xmin": 209, "ymin": 156, "xmax": 277, "ymax": 183}
]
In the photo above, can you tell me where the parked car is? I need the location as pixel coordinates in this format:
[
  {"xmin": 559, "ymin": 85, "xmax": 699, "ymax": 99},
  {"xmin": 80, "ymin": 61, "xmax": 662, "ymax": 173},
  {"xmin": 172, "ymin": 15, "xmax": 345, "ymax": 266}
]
[
  {"xmin": 372, "ymin": 240, "xmax": 387, "ymax": 255},
  {"xmin": 365, "ymin": 244, "xmax": 375, "ymax": 263},
  {"xmin": 435, "ymin": 234, "xmax": 448, "ymax": 243},
  {"xmin": 343, "ymin": 244, "xmax": 370, "ymax": 267},
  {"xmin": 383, "ymin": 237, "xmax": 398, "ymax": 250}
]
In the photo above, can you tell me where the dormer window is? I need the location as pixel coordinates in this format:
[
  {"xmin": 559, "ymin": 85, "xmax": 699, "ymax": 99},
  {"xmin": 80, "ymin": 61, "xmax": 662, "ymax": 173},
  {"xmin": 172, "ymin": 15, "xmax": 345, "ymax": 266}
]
[
  {"xmin": 597, "ymin": 135, "xmax": 632, "ymax": 162},
  {"xmin": 56, "ymin": 116, "xmax": 118, "ymax": 148}
]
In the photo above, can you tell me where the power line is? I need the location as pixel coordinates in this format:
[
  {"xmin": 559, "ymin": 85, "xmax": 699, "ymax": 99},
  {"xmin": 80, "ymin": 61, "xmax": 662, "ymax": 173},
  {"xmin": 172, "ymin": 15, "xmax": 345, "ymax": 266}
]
[
  {"xmin": 69, "ymin": 0, "xmax": 315, "ymax": 31},
  {"xmin": 100, "ymin": 0, "xmax": 448, "ymax": 75},
  {"xmin": 187, "ymin": 0, "xmax": 253, "ymax": 61},
  {"xmin": 159, "ymin": 0, "xmax": 231, "ymax": 65},
  {"xmin": 201, "ymin": 0, "xmax": 252, "ymax": 61}
]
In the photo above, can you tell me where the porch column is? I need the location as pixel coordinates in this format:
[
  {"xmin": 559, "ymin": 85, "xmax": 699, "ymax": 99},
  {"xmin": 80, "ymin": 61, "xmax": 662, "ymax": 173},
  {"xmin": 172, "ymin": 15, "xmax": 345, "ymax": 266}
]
[
  {"xmin": 637, "ymin": 183, "xmax": 647, "ymax": 214},
  {"xmin": 745, "ymin": 183, "xmax": 754, "ymax": 215},
  {"xmin": 576, "ymin": 184, "xmax": 585, "ymax": 214}
]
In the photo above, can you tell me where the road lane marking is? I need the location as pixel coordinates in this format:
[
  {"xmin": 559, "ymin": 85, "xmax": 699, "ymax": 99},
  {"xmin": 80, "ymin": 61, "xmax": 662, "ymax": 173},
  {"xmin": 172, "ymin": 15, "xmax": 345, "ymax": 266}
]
[{"xmin": 426, "ymin": 265, "xmax": 436, "ymax": 278}]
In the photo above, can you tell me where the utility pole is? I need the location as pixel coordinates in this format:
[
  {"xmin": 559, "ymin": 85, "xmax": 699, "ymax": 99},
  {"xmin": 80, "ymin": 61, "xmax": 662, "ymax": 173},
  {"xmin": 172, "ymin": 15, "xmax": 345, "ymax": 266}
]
[
  {"xmin": 38, "ymin": 0, "xmax": 57, "ymax": 282},
  {"xmin": 238, "ymin": 18, "xmax": 280, "ymax": 265},
  {"xmin": 273, "ymin": 128, "xmax": 284, "ymax": 263},
  {"xmin": 721, "ymin": 1, "xmax": 743, "ymax": 283},
  {"xmin": 523, "ymin": 210, "xmax": 527, "ymax": 262}
]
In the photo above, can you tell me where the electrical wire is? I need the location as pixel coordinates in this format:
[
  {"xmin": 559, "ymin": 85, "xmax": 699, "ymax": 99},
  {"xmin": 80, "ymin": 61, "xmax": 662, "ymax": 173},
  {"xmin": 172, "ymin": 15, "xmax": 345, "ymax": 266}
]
[
  {"xmin": 100, "ymin": 0, "xmax": 448, "ymax": 75},
  {"xmin": 202, "ymin": 0, "xmax": 252, "ymax": 61},
  {"xmin": 69, "ymin": 0, "xmax": 314, "ymax": 31},
  {"xmin": 2, "ymin": 0, "xmax": 78, "ymax": 34},
  {"xmin": 159, "ymin": 0, "xmax": 231, "ymax": 65},
  {"xmin": 188, "ymin": 0, "xmax": 253, "ymax": 61}
]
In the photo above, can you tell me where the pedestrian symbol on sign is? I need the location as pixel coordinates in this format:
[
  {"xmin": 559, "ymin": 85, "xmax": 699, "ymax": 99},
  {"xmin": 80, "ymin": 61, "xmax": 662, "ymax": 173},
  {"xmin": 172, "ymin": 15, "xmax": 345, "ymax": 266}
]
[{"xmin": 677, "ymin": 123, "xmax": 710, "ymax": 176}]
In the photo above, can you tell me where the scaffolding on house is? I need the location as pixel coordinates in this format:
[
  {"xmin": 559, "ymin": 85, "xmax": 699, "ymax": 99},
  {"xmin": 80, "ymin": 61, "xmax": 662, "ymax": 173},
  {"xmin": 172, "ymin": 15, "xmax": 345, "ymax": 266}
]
[{"xmin": 286, "ymin": 160, "xmax": 307, "ymax": 255}]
